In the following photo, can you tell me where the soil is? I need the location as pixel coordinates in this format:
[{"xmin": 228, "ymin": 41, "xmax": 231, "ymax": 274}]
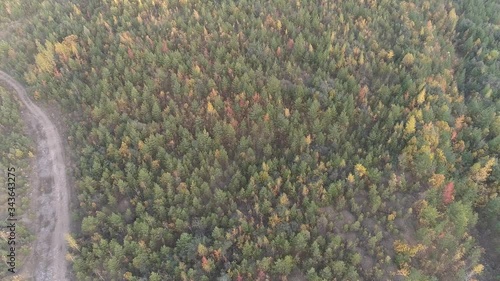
[{"xmin": 0, "ymin": 71, "xmax": 71, "ymax": 281}]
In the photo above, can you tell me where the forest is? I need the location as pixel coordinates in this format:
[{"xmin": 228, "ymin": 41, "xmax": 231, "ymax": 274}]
[
  {"xmin": 0, "ymin": 85, "xmax": 34, "ymax": 280},
  {"xmin": 0, "ymin": 0, "xmax": 499, "ymax": 280}
]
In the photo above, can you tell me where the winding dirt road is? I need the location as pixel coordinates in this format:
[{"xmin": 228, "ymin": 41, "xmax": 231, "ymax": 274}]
[{"xmin": 0, "ymin": 70, "xmax": 69, "ymax": 280}]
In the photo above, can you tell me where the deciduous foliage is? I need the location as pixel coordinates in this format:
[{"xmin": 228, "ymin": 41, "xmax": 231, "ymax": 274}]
[{"xmin": 0, "ymin": 0, "xmax": 498, "ymax": 280}]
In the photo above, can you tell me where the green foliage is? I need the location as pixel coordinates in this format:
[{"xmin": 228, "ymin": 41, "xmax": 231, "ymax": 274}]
[
  {"xmin": 0, "ymin": 86, "xmax": 35, "ymax": 279},
  {"xmin": 1, "ymin": 0, "xmax": 498, "ymax": 279}
]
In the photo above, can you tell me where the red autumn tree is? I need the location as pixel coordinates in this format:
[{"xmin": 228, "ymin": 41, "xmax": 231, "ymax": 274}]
[
  {"xmin": 443, "ymin": 182, "xmax": 455, "ymax": 204},
  {"xmin": 451, "ymin": 130, "xmax": 457, "ymax": 141},
  {"xmin": 127, "ymin": 47, "xmax": 134, "ymax": 59}
]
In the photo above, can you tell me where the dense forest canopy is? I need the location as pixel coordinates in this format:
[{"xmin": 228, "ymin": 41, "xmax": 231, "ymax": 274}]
[{"xmin": 1, "ymin": 0, "xmax": 499, "ymax": 280}]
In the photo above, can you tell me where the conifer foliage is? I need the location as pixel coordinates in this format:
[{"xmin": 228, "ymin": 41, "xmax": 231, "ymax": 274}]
[{"xmin": 1, "ymin": 0, "xmax": 499, "ymax": 280}]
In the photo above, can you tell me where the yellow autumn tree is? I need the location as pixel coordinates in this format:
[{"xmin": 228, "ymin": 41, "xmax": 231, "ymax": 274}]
[
  {"xmin": 276, "ymin": 19, "xmax": 282, "ymax": 30},
  {"xmin": 402, "ymin": 53, "xmax": 415, "ymax": 67},
  {"xmin": 119, "ymin": 141, "xmax": 131, "ymax": 158},
  {"xmin": 65, "ymin": 234, "xmax": 80, "ymax": 252},
  {"xmin": 347, "ymin": 173, "xmax": 355, "ymax": 184},
  {"xmin": 394, "ymin": 240, "xmax": 426, "ymax": 257},
  {"xmin": 54, "ymin": 35, "xmax": 79, "ymax": 62},
  {"xmin": 387, "ymin": 50, "xmax": 394, "ymax": 60},
  {"xmin": 305, "ymin": 134, "xmax": 312, "ymax": 146},
  {"xmin": 269, "ymin": 213, "xmax": 281, "ymax": 228},
  {"xmin": 429, "ymin": 173, "xmax": 445, "ymax": 188},
  {"xmin": 405, "ymin": 115, "xmax": 416, "ymax": 134},
  {"xmin": 355, "ymin": 164, "xmax": 367, "ymax": 177},
  {"xmin": 207, "ymin": 101, "xmax": 216, "ymax": 114},
  {"xmin": 35, "ymin": 40, "xmax": 56, "ymax": 74},
  {"xmin": 472, "ymin": 264, "xmax": 484, "ymax": 275},
  {"xmin": 197, "ymin": 244, "xmax": 208, "ymax": 257},
  {"xmin": 471, "ymin": 158, "xmax": 496, "ymax": 183},
  {"xmin": 417, "ymin": 87, "xmax": 426, "ymax": 105},
  {"xmin": 284, "ymin": 108, "xmax": 290, "ymax": 117},
  {"xmin": 279, "ymin": 193, "xmax": 290, "ymax": 206},
  {"xmin": 448, "ymin": 8, "xmax": 458, "ymax": 29}
]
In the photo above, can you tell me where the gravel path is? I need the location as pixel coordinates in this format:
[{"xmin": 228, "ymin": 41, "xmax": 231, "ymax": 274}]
[{"xmin": 0, "ymin": 70, "xmax": 70, "ymax": 281}]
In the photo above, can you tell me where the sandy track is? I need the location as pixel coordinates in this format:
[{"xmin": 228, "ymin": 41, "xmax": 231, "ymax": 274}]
[{"xmin": 0, "ymin": 70, "xmax": 69, "ymax": 281}]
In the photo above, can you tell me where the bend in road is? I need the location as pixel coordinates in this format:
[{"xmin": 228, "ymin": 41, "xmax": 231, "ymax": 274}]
[{"xmin": 0, "ymin": 70, "xmax": 70, "ymax": 281}]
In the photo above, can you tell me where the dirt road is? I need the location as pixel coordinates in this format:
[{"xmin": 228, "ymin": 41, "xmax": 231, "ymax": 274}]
[{"xmin": 0, "ymin": 70, "xmax": 70, "ymax": 281}]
